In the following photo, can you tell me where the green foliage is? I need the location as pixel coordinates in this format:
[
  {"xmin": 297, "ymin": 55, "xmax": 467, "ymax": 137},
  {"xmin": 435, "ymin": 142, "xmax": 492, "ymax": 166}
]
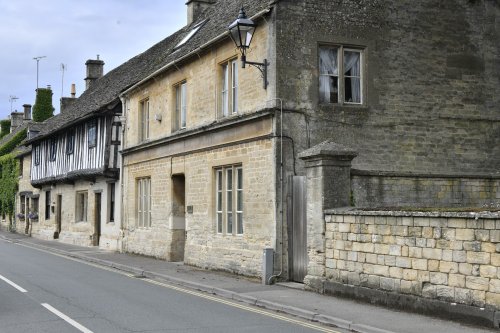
[
  {"xmin": 0, "ymin": 119, "xmax": 10, "ymax": 139},
  {"xmin": 32, "ymin": 88, "xmax": 54, "ymax": 122},
  {"xmin": 0, "ymin": 153, "xmax": 18, "ymax": 219},
  {"xmin": 0, "ymin": 128, "xmax": 27, "ymax": 157}
]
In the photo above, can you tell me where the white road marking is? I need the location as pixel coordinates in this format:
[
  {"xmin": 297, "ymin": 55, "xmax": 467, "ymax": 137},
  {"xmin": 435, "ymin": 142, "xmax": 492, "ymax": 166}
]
[
  {"xmin": 0, "ymin": 274, "xmax": 27, "ymax": 292},
  {"xmin": 41, "ymin": 303, "xmax": 94, "ymax": 333}
]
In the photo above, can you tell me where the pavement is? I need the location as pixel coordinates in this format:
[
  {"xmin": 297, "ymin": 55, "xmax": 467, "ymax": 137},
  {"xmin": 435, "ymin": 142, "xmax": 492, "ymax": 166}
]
[{"xmin": 0, "ymin": 229, "xmax": 495, "ymax": 333}]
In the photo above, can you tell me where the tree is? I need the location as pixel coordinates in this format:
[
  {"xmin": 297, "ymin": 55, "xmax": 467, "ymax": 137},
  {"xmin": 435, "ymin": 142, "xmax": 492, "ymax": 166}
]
[
  {"xmin": 32, "ymin": 88, "xmax": 54, "ymax": 122},
  {"xmin": 0, "ymin": 119, "xmax": 10, "ymax": 139}
]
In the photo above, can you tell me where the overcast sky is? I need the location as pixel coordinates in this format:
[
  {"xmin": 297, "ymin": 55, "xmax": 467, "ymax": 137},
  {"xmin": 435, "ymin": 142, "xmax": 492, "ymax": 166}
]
[{"xmin": 0, "ymin": 0, "xmax": 187, "ymax": 121}]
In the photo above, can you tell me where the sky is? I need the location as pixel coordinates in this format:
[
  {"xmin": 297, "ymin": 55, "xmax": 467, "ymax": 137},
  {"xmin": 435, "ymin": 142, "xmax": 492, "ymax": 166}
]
[{"xmin": 0, "ymin": 0, "xmax": 187, "ymax": 120}]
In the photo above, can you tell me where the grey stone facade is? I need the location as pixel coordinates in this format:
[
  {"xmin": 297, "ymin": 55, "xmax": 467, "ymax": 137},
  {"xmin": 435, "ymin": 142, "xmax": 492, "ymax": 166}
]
[{"xmin": 275, "ymin": 0, "xmax": 500, "ymax": 208}]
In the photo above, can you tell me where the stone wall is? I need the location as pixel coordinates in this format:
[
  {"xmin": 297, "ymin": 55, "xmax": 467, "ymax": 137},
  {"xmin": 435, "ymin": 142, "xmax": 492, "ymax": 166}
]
[
  {"xmin": 352, "ymin": 172, "xmax": 500, "ymax": 208},
  {"xmin": 308, "ymin": 209, "xmax": 500, "ymax": 323}
]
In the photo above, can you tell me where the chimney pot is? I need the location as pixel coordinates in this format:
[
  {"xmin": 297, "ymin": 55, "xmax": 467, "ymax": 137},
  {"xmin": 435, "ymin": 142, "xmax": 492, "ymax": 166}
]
[
  {"xmin": 23, "ymin": 104, "xmax": 32, "ymax": 121},
  {"xmin": 71, "ymin": 83, "xmax": 76, "ymax": 98}
]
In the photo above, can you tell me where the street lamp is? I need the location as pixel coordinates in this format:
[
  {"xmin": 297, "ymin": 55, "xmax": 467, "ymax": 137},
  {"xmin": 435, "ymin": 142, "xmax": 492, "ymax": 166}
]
[{"xmin": 228, "ymin": 7, "xmax": 268, "ymax": 89}]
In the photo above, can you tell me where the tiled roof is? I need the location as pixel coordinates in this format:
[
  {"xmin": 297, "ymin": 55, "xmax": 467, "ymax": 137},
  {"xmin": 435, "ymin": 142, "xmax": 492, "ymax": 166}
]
[{"xmin": 28, "ymin": 0, "xmax": 274, "ymax": 142}]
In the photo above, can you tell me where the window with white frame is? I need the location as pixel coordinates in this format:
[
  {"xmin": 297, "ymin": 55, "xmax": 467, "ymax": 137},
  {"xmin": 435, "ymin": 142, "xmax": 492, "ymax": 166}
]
[
  {"xmin": 139, "ymin": 98, "xmax": 149, "ymax": 142},
  {"xmin": 137, "ymin": 177, "xmax": 151, "ymax": 228},
  {"xmin": 220, "ymin": 59, "xmax": 238, "ymax": 117},
  {"xmin": 75, "ymin": 191, "xmax": 88, "ymax": 222},
  {"xmin": 319, "ymin": 45, "xmax": 363, "ymax": 104},
  {"xmin": 215, "ymin": 165, "xmax": 243, "ymax": 235},
  {"xmin": 174, "ymin": 82, "xmax": 187, "ymax": 130}
]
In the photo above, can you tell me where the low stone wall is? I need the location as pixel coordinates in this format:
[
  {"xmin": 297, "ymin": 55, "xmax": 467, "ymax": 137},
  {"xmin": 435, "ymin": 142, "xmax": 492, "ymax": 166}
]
[{"xmin": 305, "ymin": 209, "xmax": 500, "ymax": 325}]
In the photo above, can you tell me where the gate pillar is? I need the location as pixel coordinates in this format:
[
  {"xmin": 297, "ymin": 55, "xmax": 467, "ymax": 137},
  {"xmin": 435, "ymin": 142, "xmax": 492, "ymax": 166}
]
[{"xmin": 299, "ymin": 140, "xmax": 357, "ymax": 293}]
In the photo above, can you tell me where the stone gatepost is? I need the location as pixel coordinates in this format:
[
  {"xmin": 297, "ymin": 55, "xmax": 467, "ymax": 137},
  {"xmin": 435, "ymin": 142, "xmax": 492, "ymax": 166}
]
[{"xmin": 299, "ymin": 140, "xmax": 357, "ymax": 293}]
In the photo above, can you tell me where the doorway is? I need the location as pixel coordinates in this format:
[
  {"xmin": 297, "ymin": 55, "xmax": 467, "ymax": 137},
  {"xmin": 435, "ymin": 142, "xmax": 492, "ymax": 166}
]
[
  {"xmin": 171, "ymin": 174, "xmax": 186, "ymax": 261},
  {"xmin": 55, "ymin": 195, "xmax": 62, "ymax": 239},
  {"xmin": 287, "ymin": 176, "xmax": 307, "ymax": 282},
  {"xmin": 94, "ymin": 193, "xmax": 101, "ymax": 246}
]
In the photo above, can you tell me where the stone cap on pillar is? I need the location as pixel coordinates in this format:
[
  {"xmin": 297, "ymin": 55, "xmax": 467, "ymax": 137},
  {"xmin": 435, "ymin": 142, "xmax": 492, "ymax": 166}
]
[{"xmin": 299, "ymin": 140, "xmax": 357, "ymax": 166}]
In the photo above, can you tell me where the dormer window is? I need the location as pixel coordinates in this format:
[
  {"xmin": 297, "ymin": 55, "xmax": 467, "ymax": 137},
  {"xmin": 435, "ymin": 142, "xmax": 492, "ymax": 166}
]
[{"xmin": 174, "ymin": 20, "xmax": 207, "ymax": 49}]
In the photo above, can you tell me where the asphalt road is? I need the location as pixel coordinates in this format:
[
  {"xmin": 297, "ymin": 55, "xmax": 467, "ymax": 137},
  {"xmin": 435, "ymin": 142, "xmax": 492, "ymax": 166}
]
[{"xmin": 0, "ymin": 239, "xmax": 340, "ymax": 333}]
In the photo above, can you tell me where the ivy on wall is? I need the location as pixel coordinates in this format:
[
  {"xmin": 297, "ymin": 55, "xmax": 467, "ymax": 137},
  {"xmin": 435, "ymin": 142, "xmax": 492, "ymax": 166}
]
[
  {"xmin": 0, "ymin": 128, "xmax": 26, "ymax": 226},
  {"xmin": 0, "ymin": 153, "xmax": 18, "ymax": 221},
  {"xmin": 32, "ymin": 88, "xmax": 54, "ymax": 122}
]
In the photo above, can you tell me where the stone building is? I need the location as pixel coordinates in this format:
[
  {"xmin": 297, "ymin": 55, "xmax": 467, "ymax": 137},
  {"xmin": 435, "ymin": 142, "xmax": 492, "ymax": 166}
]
[
  {"xmin": 119, "ymin": 0, "xmax": 499, "ymax": 280},
  {"xmin": 15, "ymin": 0, "xmax": 499, "ymax": 284}
]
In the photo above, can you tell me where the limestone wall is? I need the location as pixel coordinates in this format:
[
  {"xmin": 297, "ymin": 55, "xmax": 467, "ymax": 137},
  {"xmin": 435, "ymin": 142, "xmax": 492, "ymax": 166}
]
[{"xmin": 319, "ymin": 210, "xmax": 500, "ymax": 310}]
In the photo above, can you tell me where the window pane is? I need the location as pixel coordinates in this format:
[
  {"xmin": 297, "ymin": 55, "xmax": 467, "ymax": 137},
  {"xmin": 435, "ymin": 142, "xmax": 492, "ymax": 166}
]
[
  {"xmin": 222, "ymin": 64, "xmax": 228, "ymax": 117},
  {"xmin": 237, "ymin": 213, "xmax": 243, "ymax": 234},
  {"xmin": 227, "ymin": 212, "xmax": 233, "ymax": 234},
  {"xmin": 319, "ymin": 47, "xmax": 338, "ymax": 76},
  {"xmin": 181, "ymin": 83, "xmax": 187, "ymax": 128},
  {"xmin": 319, "ymin": 76, "xmax": 338, "ymax": 103},
  {"xmin": 231, "ymin": 60, "xmax": 238, "ymax": 114},
  {"xmin": 217, "ymin": 213, "xmax": 222, "ymax": 233},
  {"xmin": 344, "ymin": 50, "xmax": 361, "ymax": 104},
  {"xmin": 227, "ymin": 169, "xmax": 233, "ymax": 190}
]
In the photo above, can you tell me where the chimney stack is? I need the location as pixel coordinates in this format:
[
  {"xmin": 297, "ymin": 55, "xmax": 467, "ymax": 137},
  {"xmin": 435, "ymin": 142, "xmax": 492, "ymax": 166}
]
[
  {"xmin": 60, "ymin": 83, "xmax": 77, "ymax": 113},
  {"xmin": 23, "ymin": 104, "xmax": 32, "ymax": 121},
  {"xmin": 10, "ymin": 111, "xmax": 24, "ymax": 132},
  {"xmin": 85, "ymin": 55, "xmax": 104, "ymax": 90},
  {"xmin": 186, "ymin": 0, "xmax": 215, "ymax": 25}
]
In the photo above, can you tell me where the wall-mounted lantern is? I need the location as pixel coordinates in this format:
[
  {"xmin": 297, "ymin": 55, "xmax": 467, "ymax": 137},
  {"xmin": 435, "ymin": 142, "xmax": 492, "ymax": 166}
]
[{"xmin": 228, "ymin": 7, "xmax": 268, "ymax": 89}]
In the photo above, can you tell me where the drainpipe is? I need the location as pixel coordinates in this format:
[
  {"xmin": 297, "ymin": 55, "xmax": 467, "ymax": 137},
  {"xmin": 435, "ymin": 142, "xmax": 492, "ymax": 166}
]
[{"xmin": 266, "ymin": 98, "xmax": 283, "ymax": 284}]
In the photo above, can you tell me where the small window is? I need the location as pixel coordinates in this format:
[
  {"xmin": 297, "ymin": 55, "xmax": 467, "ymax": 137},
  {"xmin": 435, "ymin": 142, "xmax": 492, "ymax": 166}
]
[
  {"xmin": 20, "ymin": 195, "xmax": 26, "ymax": 216},
  {"xmin": 319, "ymin": 45, "xmax": 363, "ymax": 104},
  {"xmin": 174, "ymin": 82, "xmax": 187, "ymax": 130},
  {"xmin": 75, "ymin": 191, "xmax": 88, "ymax": 222},
  {"xmin": 137, "ymin": 177, "xmax": 151, "ymax": 228},
  {"xmin": 220, "ymin": 59, "xmax": 238, "ymax": 117},
  {"xmin": 139, "ymin": 99, "xmax": 150, "ymax": 142},
  {"xmin": 31, "ymin": 197, "xmax": 39, "ymax": 221},
  {"xmin": 33, "ymin": 144, "xmax": 40, "ymax": 166},
  {"xmin": 108, "ymin": 183, "xmax": 115, "ymax": 222},
  {"xmin": 49, "ymin": 138, "xmax": 57, "ymax": 161},
  {"xmin": 19, "ymin": 157, "xmax": 23, "ymax": 177},
  {"xmin": 215, "ymin": 165, "xmax": 243, "ymax": 235},
  {"xmin": 88, "ymin": 120, "xmax": 97, "ymax": 148},
  {"xmin": 66, "ymin": 129, "xmax": 75, "ymax": 155},
  {"xmin": 45, "ymin": 191, "xmax": 51, "ymax": 220}
]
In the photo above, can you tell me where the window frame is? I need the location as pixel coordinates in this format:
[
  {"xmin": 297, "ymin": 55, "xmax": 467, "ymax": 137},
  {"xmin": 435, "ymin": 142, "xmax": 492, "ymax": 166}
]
[
  {"xmin": 108, "ymin": 183, "xmax": 115, "ymax": 223},
  {"xmin": 137, "ymin": 177, "xmax": 151, "ymax": 228},
  {"xmin": 174, "ymin": 82, "xmax": 187, "ymax": 130},
  {"xmin": 215, "ymin": 165, "xmax": 243, "ymax": 236},
  {"xmin": 75, "ymin": 191, "xmax": 88, "ymax": 222},
  {"xmin": 88, "ymin": 120, "xmax": 97, "ymax": 148},
  {"xmin": 49, "ymin": 137, "xmax": 57, "ymax": 161},
  {"xmin": 319, "ymin": 45, "xmax": 364, "ymax": 105},
  {"xmin": 45, "ymin": 190, "xmax": 51, "ymax": 220},
  {"xmin": 33, "ymin": 144, "xmax": 40, "ymax": 166},
  {"xmin": 220, "ymin": 58, "xmax": 238, "ymax": 118},
  {"xmin": 139, "ymin": 98, "xmax": 150, "ymax": 142},
  {"xmin": 66, "ymin": 129, "xmax": 75, "ymax": 155}
]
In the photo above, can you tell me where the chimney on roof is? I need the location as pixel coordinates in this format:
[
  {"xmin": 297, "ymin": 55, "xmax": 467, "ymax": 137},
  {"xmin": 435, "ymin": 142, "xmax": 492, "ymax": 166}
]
[
  {"xmin": 60, "ymin": 83, "xmax": 77, "ymax": 113},
  {"xmin": 23, "ymin": 104, "xmax": 32, "ymax": 121},
  {"xmin": 10, "ymin": 111, "xmax": 24, "ymax": 132},
  {"xmin": 186, "ymin": 0, "xmax": 215, "ymax": 25},
  {"xmin": 85, "ymin": 55, "xmax": 104, "ymax": 90}
]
